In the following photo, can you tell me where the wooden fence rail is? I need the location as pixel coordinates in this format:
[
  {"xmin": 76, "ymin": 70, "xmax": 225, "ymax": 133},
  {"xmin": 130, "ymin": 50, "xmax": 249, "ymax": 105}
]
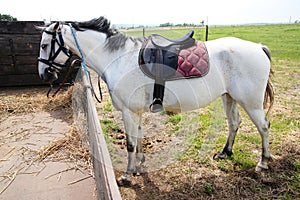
[{"xmin": 79, "ymin": 68, "xmax": 121, "ymax": 200}]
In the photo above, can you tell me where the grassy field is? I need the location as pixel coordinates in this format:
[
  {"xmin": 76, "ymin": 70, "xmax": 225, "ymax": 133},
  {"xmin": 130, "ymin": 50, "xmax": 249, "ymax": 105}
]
[
  {"xmin": 124, "ymin": 24, "xmax": 300, "ymax": 61},
  {"xmin": 112, "ymin": 24, "xmax": 300, "ymax": 199}
]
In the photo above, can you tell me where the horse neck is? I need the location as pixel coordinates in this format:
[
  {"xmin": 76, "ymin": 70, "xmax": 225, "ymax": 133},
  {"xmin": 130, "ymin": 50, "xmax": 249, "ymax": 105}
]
[
  {"xmin": 63, "ymin": 27, "xmax": 143, "ymax": 77},
  {"xmin": 65, "ymin": 27, "xmax": 142, "ymax": 78},
  {"xmin": 63, "ymin": 27, "xmax": 108, "ymax": 75}
]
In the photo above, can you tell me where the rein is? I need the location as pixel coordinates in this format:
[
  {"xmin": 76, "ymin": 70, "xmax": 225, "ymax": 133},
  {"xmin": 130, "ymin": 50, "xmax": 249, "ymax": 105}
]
[
  {"xmin": 69, "ymin": 23, "xmax": 103, "ymax": 103},
  {"xmin": 46, "ymin": 58, "xmax": 78, "ymax": 97}
]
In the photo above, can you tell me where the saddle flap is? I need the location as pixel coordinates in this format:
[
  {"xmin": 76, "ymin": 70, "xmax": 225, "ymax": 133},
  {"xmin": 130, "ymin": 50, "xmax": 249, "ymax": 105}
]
[{"xmin": 140, "ymin": 42, "xmax": 178, "ymax": 80}]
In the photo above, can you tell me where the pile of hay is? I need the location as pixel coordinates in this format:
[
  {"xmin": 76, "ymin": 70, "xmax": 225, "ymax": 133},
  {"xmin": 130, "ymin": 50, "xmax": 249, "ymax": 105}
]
[
  {"xmin": 0, "ymin": 87, "xmax": 72, "ymax": 117},
  {"xmin": 33, "ymin": 87, "xmax": 92, "ymax": 170},
  {"xmin": 36, "ymin": 125, "xmax": 92, "ymax": 170}
]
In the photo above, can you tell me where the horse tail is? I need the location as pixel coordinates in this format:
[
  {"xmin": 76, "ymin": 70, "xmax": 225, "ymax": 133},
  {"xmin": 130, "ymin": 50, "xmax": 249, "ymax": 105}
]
[
  {"xmin": 262, "ymin": 45, "xmax": 274, "ymax": 115},
  {"xmin": 262, "ymin": 46, "xmax": 271, "ymax": 61}
]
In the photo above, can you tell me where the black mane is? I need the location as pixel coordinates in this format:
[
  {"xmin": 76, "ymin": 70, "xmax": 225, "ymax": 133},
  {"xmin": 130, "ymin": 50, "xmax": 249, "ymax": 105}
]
[
  {"xmin": 71, "ymin": 16, "xmax": 117, "ymax": 37},
  {"xmin": 70, "ymin": 16, "xmax": 144, "ymax": 51}
]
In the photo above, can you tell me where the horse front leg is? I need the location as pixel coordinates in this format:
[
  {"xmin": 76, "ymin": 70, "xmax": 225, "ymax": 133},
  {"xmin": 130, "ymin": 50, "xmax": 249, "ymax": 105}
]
[
  {"xmin": 135, "ymin": 125, "xmax": 145, "ymax": 175},
  {"xmin": 118, "ymin": 108, "xmax": 144, "ymax": 185}
]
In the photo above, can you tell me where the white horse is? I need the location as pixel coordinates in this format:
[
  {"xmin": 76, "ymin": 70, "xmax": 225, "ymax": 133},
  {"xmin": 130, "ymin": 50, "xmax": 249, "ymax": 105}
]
[{"xmin": 37, "ymin": 17, "xmax": 274, "ymax": 184}]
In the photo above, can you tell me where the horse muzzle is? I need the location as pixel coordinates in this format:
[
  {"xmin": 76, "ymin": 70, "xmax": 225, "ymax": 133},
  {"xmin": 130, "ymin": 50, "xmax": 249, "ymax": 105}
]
[{"xmin": 40, "ymin": 67, "xmax": 59, "ymax": 83}]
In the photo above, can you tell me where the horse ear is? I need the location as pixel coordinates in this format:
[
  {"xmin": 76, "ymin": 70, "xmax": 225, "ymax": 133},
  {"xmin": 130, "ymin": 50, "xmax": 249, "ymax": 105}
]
[
  {"xmin": 34, "ymin": 25, "xmax": 46, "ymax": 32},
  {"xmin": 53, "ymin": 22, "xmax": 59, "ymax": 31}
]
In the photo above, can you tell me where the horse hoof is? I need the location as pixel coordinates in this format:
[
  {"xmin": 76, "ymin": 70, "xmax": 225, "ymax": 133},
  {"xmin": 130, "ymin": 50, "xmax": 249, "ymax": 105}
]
[
  {"xmin": 213, "ymin": 153, "xmax": 226, "ymax": 160},
  {"xmin": 117, "ymin": 176, "xmax": 131, "ymax": 187},
  {"xmin": 133, "ymin": 172, "xmax": 142, "ymax": 176},
  {"xmin": 255, "ymin": 162, "xmax": 269, "ymax": 172}
]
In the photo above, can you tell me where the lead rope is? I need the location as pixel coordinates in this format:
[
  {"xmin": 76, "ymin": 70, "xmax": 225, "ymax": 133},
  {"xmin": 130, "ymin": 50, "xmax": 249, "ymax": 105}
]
[{"xmin": 69, "ymin": 23, "xmax": 102, "ymax": 103}]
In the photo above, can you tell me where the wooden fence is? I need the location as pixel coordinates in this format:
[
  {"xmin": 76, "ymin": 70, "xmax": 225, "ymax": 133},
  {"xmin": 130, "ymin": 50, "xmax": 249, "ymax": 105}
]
[
  {"xmin": 74, "ymin": 68, "xmax": 121, "ymax": 200},
  {"xmin": 0, "ymin": 21, "xmax": 74, "ymax": 86}
]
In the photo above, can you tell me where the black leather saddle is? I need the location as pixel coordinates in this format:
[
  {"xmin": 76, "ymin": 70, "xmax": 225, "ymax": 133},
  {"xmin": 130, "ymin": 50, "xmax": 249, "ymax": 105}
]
[{"xmin": 139, "ymin": 30, "xmax": 195, "ymax": 112}]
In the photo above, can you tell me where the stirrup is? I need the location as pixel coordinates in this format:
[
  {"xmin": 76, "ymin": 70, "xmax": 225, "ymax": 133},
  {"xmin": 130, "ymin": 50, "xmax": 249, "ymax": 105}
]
[{"xmin": 150, "ymin": 98, "xmax": 164, "ymax": 113}]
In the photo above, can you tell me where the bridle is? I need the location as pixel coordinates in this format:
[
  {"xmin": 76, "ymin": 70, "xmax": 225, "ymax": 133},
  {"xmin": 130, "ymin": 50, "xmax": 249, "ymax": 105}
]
[
  {"xmin": 38, "ymin": 24, "xmax": 103, "ymax": 102},
  {"xmin": 38, "ymin": 27, "xmax": 73, "ymax": 71},
  {"xmin": 38, "ymin": 26, "xmax": 74, "ymax": 97}
]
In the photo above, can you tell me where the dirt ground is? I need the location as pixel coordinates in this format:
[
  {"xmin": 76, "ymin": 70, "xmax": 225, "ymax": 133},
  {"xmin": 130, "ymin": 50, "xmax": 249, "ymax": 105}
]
[{"xmin": 0, "ymin": 87, "xmax": 96, "ymax": 200}]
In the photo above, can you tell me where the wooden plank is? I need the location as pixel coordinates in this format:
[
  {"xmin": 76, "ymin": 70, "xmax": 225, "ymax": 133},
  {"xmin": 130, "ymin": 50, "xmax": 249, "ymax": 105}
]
[
  {"xmin": 0, "ymin": 56, "xmax": 12, "ymax": 65},
  {"xmin": 0, "ymin": 66, "xmax": 77, "ymax": 86},
  {"xmin": 0, "ymin": 21, "xmax": 44, "ymax": 86},
  {"xmin": 81, "ymin": 69, "xmax": 121, "ymax": 200},
  {"xmin": 0, "ymin": 74, "xmax": 45, "ymax": 86},
  {"xmin": 0, "ymin": 64, "xmax": 37, "ymax": 75},
  {"xmin": 0, "ymin": 21, "xmax": 44, "ymax": 33},
  {"xmin": 0, "ymin": 34, "xmax": 40, "ymax": 55},
  {"xmin": 0, "ymin": 38, "xmax": 11, "ymax": 55},
  {"xmin": 15, "ymin": 55, "xmax": 38, "ymax": 65}
]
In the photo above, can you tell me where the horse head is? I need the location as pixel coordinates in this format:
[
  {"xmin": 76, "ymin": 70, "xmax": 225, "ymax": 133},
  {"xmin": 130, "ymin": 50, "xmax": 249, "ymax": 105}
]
[{"xmin": 36, "ymin": 22, "xmax": 72, "ymax": 83}]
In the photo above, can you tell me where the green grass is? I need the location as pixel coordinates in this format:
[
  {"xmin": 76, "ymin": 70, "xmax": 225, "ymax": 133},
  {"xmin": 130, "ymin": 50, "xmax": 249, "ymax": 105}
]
[
  {"xmin": 164, "ymin": 113, "xmax": 182, "ymax": 134},
  {"xmin": 165, "ymin": 113, "xmax": 182, "ymax": 125},
  {"xmin": 100, "ymin": 119, "xmax": 118, "ymax": 141},
  {"xmin": 103, "ymin": 99, "xmax": 113, "ymax": 112},
  {"xmin": 124, "ymin": 24, "xmax": 300, "ymax": 61},
  {"xmin": 207, "ymin": 24, "xmax": 300, "ymax": 61}
]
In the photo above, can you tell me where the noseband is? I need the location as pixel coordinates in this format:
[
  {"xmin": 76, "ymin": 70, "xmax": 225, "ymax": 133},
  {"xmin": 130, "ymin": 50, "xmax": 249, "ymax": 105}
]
[{"xmin": 38, "ymin": 28, "xmax": 73, "ymax": 71}]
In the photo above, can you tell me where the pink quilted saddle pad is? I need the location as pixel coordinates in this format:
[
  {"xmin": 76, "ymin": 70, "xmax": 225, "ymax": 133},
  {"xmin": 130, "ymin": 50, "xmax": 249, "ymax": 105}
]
[{"xmin": 175, "ymin": 41, "xmax": 209, "ymax": 79}]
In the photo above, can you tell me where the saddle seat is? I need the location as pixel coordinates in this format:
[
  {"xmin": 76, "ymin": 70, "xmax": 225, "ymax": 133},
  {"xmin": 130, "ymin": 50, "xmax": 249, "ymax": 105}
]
[{"xmin": 150, "ymin": 30, "xmax": 195, "ymax": 48}]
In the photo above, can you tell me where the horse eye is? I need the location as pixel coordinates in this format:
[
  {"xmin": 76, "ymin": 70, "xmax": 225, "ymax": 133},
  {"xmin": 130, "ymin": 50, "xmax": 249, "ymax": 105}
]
[{"xmin": 41, "ymin": 44, "xmax": 48, "ymax": 50}]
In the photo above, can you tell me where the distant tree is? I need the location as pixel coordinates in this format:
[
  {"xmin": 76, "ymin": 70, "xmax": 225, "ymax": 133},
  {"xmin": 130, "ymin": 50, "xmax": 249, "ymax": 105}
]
[
  {"xmin": 0, "ymin": 14, "xmax": 17, "ymax": 21},
  {"xmin": 159, "ymin": 22, "xmax": 173, "ymax": 27},
  {"xmin": 295, "ymin": 20, "xmax": 300, "ymax": 24}
]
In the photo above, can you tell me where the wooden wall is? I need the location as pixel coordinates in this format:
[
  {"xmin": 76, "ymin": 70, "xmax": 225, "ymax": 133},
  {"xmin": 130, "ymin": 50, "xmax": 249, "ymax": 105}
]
[{"xmin": 0, "ymin": 21, "xmax": 75, "ymax": 86}]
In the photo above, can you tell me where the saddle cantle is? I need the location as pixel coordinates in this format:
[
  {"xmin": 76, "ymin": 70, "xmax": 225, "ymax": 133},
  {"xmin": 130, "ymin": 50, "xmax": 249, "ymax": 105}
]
[{"xmin": 150, "ymin": 30, "xmax": 195, "ymax": 48}]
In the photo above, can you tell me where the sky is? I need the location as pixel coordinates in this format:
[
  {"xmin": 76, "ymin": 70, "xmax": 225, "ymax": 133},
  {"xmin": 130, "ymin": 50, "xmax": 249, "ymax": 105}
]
[{"xmin": 0, "ymin": 0, "xmax": 299, "ymax": 25}]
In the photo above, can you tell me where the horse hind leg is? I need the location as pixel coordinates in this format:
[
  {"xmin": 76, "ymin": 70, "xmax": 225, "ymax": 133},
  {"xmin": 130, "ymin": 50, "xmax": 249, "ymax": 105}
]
[
  {"xmin": 214, "ymin": 93, "xmax": 241, "ymax": 159},
  {"xmin": 244, "ymin": 107, "xmax": 271, "ymax": 171}
]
